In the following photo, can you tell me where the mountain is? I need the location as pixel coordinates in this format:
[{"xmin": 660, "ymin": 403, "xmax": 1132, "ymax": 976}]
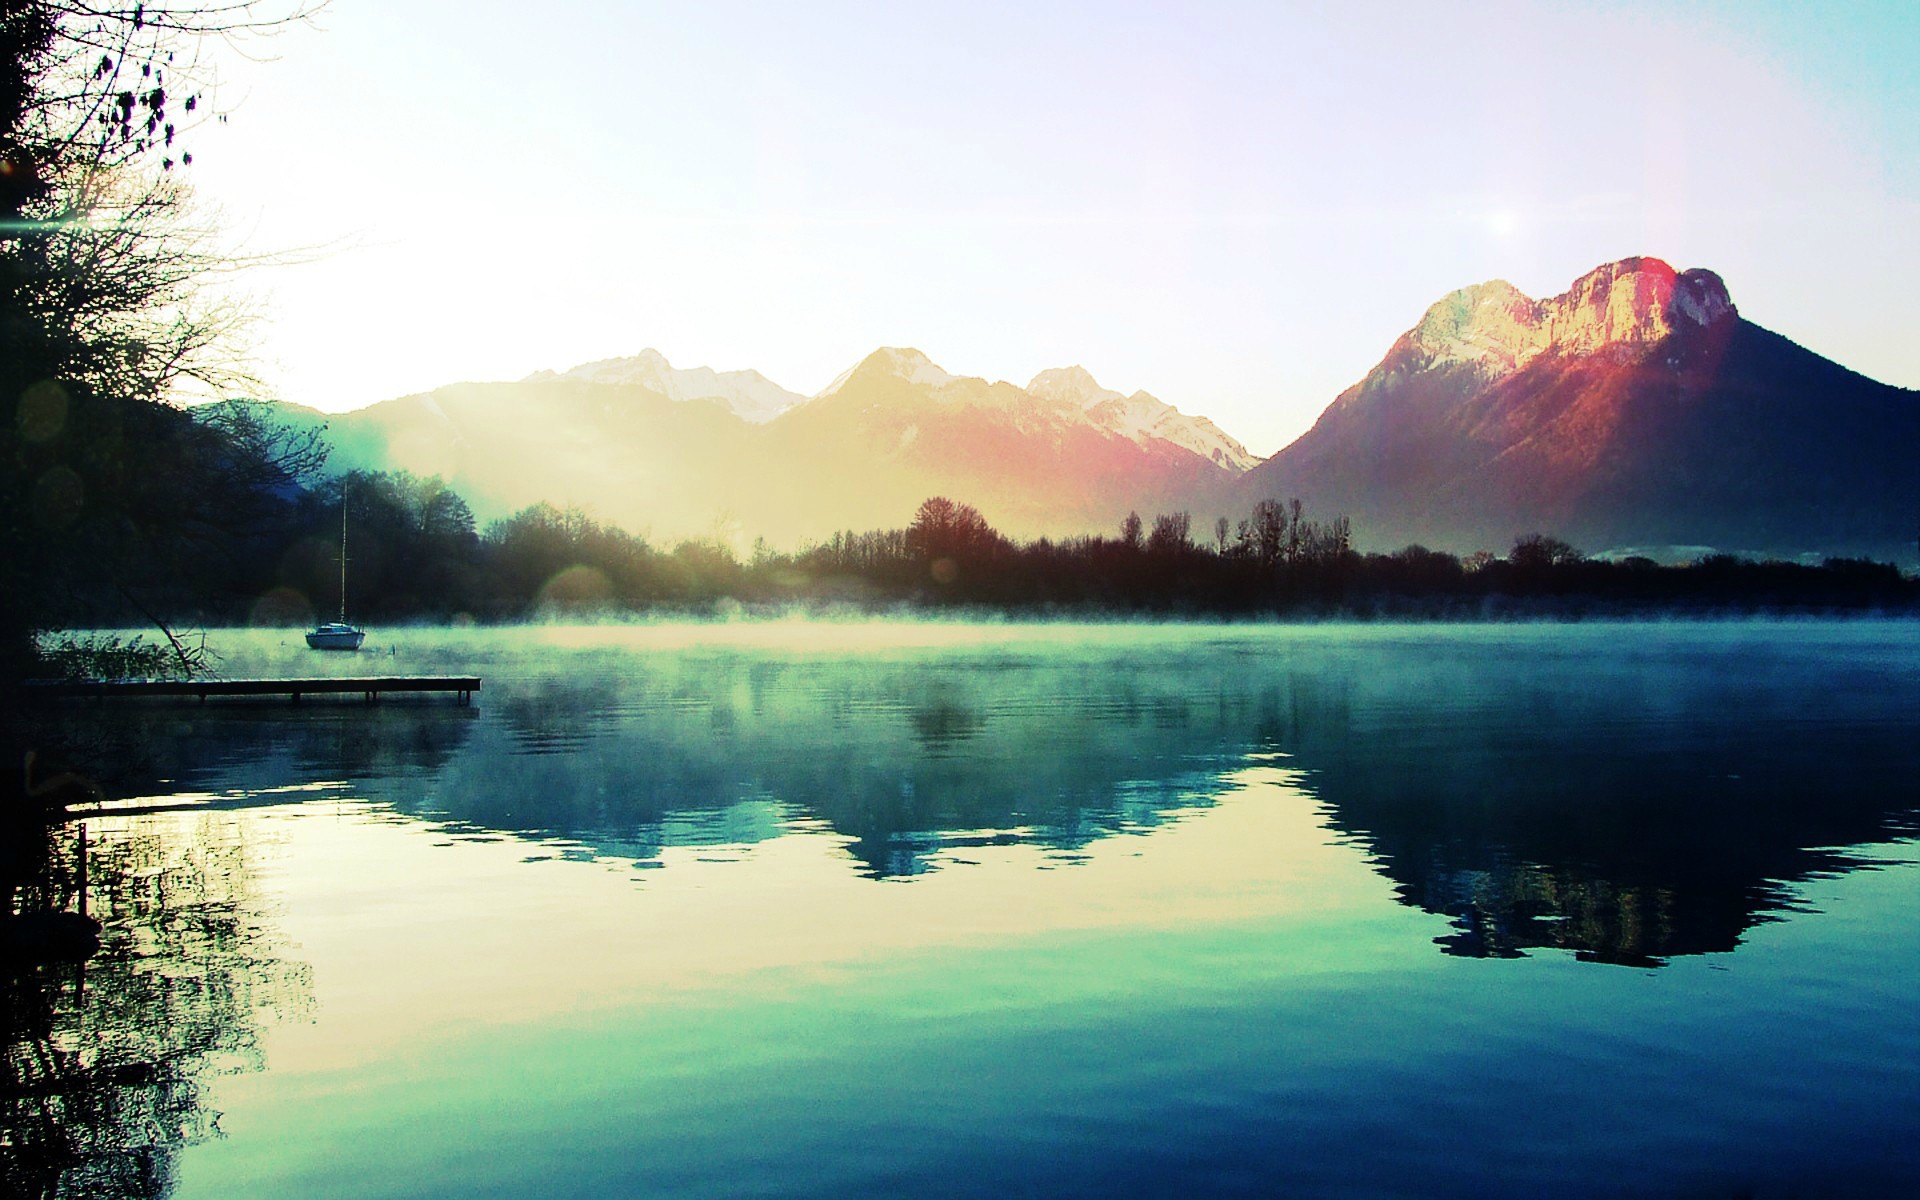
[
  {"xmin": 295, "ymin": 348, "xmax": 1244, "ymax": 546},
  {"xmin": 1238, "ymin": 257, "xmax": 1920, "ymax": 560},
  {"xmin": 522, "ymin": 348, "xmax": 805, "ymax": 422},
  {"xmin": 265, "ymin": 262, "xmax": 1916, "ymax": 560},
  {"xmin": 1026, "ymin": 365, "xmax": 1259, "ymax": 472},
  {"xmin": 767, "ymin": 348, "xmax": 1240, "ymax": 539}
]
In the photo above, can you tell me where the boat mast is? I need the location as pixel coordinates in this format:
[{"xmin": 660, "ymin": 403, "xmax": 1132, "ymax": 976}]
[{"xmin": 339, "ymin": 483, "xmax": 349, "ymax": 623}]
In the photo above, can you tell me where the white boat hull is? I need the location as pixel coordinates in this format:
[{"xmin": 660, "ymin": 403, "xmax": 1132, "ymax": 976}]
[{"xmin": 306, "ymin": 625, "xmax": 365, "ymax": 651}]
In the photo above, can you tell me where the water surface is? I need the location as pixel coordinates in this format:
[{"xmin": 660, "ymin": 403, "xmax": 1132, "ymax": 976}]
[{"xmin": 13, "ymin": 621, "xmax": 1919, "ymax": 1197}]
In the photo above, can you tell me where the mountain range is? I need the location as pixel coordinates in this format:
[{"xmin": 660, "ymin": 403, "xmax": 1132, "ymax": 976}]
[
  {"xmin": 274, "ymin": 347, "xmax": 1250, "ymax": 547},
  {"xmin": 262, "ymin": 257, "xmax": 1918, "ymax": 561}
]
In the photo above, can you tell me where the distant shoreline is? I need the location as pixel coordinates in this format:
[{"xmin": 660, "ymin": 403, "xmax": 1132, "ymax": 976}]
[{"xmin": 66, "ymin": 600, "xmax": 1920, "ymax": 637}]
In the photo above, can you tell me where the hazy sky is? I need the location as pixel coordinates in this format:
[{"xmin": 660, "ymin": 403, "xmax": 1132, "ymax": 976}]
[{"xmin": 187, "ymin": 0, "xmax": 1919, "ymax": 455}]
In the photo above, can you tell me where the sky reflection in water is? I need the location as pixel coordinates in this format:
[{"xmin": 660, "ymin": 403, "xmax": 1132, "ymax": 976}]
[{"xmin": 20, "ymin": 621, "xmax": 1920, "ymax": 1198}]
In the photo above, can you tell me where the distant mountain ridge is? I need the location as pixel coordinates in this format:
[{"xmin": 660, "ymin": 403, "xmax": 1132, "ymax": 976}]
[
  {"xmin": 810, "ymin": 348, "xmax": 1257, "ymax": 471},
  {"xmin": 522, "ymin": 348, "xmax": 806, "ymax": 423},
  {"xmin": 1027, "ymin": 364, "xmax": 1258, "ymax": 471},
  {"xmin": 519, "ymin": 345, "xmax": 1257, "ymax": 473},
  {"xmin": 294, "ymin": 346, "xmax": 1245, "ymax": 546},
  {"xmin": 259, "ymin": 257, "xmax": 1917, "ymax": 562}
]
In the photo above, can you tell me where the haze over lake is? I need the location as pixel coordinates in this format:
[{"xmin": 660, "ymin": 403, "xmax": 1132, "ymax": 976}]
[{"xmin": 23, "ymin": 621, "xmax": 1920, "ymax": 1198}]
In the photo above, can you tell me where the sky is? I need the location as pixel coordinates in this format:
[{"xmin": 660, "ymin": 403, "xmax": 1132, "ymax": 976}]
[{"xmin": 182, "ymin": 0, "xmax": 1920, "ymax": 456}]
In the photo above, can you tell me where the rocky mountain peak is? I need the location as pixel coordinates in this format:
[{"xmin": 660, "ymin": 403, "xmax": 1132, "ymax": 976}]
[
  {"xmin": 1669, "ymin": 267, "xmax": 1735, "ymax": 327},
  {"xmin": 1553, "ymin": 257, "xmax": 1677, "ymax": 337},
  {"xmin": 1407, "ymin": 279, "xmax": 1546, "ymax": 373},
  {"xmin": 1543, "ymin": 256, "xmax": 1733, "ymax": 354},
  {"xmin": 1403, "ymin": 257, "xmax": 1739, "ymax": 378}
]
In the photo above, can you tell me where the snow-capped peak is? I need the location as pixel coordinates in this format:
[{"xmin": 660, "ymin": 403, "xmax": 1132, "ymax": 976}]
[
  {"xmin": 879, "ymin": 347, "xmax": 955, "ymax": 388},
  {"xmin": 524, "ymin": 349, "xmax": 805, "ymax": 422},
  {"xmin": 817, "ymin": 347, "xmax": 959, "ymax": 397},
  {"xmin": 1029, "ymin": 366, "xmax": 1258, "ymax": 473},
  {"xmin": 1027, "ymin": 365, "xmax": 1124, "ymax": 410}
]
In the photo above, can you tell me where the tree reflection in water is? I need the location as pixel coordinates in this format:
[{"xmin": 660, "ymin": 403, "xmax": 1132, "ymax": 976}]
[
  {"xmin": 1, "ymin": 815, "xmax": 310, "ymax": 1199},
  {"xmin": 1292, "ymin": 668, "xmax": 1920, "ymax": 967}
]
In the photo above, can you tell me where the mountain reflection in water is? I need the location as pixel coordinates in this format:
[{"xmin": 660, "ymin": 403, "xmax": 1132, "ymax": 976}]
[
  {"xmin": 10, "ymin": 621, "xmax": 1919, "ymax": 1197},
  {"xmin": 50, "ymin": 623, "xmax": 1916, "ymax": 961},
  {"xmin": 1296, "ymin": 639, "xmax": 1920, "ymax": 965}
]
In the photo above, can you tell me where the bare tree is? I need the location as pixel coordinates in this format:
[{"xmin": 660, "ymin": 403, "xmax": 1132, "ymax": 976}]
[
  {"xmin": 907, "ymin": 496, "xmax": 1000, "ymax": 562},
  {"xmin": 1148, "ymin": 511, "xmax": 1191, "ymax": 554},
  {"xmin": 2, "ymin": 3, "xmax": 324, "ymax": 672},
  {"xmin": 1509, "ymin": 532, "xmax": 1583, "ymax": 568},
  {"xmin": 1251, "ymin": 499, "xmax": 1285, "ymax": 566}
]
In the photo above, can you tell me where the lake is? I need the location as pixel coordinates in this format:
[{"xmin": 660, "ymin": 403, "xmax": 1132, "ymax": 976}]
[{"xmin": 13, "ymin": 620, "xmax": 1920, "ymax": 1198}]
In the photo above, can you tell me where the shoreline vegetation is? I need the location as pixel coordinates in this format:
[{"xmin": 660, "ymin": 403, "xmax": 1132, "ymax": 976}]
[{"xmin": 28, "ymin": 476, "xmax": 1918, "ymax": 683}]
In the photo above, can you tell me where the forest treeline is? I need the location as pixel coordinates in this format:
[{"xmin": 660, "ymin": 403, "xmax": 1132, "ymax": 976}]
[
  {"xmin": 290, "ymin": 484, "xmax": 1920, "ymax": 619},
  {"xmin": 54, "ymin": 452, "xmax": 1916, "ymax": 635}
]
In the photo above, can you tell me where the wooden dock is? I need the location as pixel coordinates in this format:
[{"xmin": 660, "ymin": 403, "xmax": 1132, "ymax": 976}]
[{"xmin": 24, "ymin": 675, "xmax": 481, "ymax": 705}]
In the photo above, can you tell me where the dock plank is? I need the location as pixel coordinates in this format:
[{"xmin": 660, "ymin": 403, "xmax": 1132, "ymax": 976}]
[{"xmin": 23, "ymin": 676, "xmax": 481, "ymax": 703}]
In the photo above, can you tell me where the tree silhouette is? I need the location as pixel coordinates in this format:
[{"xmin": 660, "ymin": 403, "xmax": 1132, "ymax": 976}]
[
  {"xmin": 1251, "ymin": 499, "xmax": 1286, "ymax": 566},
  {"xmin": 1509, "ymin": 532, "xmax": 1583, "ymax": 569},
  {"xmin": 1147, "ymin": 511, "xmax": 1191, "ymax": 554},
  {"xmin": 905, "ymin": 497, "xmax": 1007, "ymax": 593},
  {"xmin": 2, "ymin": 3, "xmax": 321, "ymax": 678}
]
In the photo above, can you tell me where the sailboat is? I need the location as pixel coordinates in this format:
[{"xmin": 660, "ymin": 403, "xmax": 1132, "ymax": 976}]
[{"xmin": 307, "ymin": 486, "xmax": 366, "ymax": 650}]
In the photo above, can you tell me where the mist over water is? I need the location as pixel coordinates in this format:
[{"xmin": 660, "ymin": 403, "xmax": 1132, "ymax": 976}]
[{"xmin": 16, "ymin": 620, "xmax": 1920, "ymax": 1198}]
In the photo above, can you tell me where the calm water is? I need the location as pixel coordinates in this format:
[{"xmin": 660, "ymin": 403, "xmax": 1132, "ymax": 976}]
[{"xmin": 11, "ymin": 621, "xmax": 1919, "ymax": 1198}]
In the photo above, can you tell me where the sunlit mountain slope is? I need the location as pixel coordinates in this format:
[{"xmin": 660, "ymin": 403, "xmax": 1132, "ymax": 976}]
[{"xmin": 297, "ymin": 349, "xmax": 1243, "ymax": 546}]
